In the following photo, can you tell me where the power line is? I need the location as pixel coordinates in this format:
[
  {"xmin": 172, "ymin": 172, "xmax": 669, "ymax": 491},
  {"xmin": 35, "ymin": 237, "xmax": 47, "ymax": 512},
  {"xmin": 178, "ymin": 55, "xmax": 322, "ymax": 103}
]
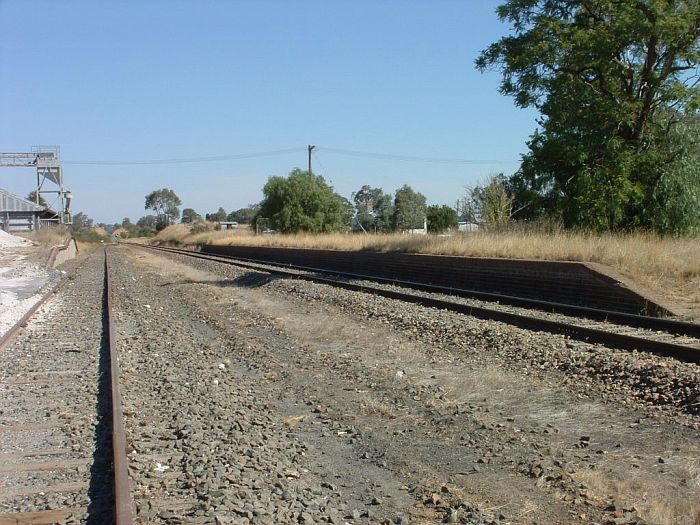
[
  {"xmin": 311, "ymin": 149, "xmax": 333, "ymax": 184},
  {"xmin": 317, "ymin": 147, "xmax": 519, "ymax": 165},
  {"xmin": 63, "ymin": 147, "xmax": 305, "ymax": 166},
  {"xmin": 60, "ymin": 145, "xmax": 520, "ymax": 166}
]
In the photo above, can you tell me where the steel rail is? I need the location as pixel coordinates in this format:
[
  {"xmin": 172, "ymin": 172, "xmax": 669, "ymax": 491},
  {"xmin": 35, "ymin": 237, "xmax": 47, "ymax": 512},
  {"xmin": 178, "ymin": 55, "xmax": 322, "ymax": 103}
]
[
  {"xmin": 139, "ymin": 244, "xmax": 700, "ymax": 363},
  {"xmin": 207, "ymin": 252, "xmax": 698, "ymax": 336},
  {"xmin": 151, "ymin": 245, "xmax": 700, "ymax": 337},
  {"xmin": 104, "ymin": 248, "xmax": 134, "ymax": 525},
  {"xmin": 0, "ymin": 251, "xmax": 134, "ymax": 523}
]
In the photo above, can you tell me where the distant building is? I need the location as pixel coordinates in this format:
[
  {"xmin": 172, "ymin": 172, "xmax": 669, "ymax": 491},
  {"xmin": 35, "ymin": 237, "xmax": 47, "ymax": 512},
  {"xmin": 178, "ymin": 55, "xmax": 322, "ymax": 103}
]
[
  {"xmin": 218, "ymin": 221, "xmax": 239, "ymax": 230},
  {"xmin": 0, "ymin": 188, "xmax": 52, "ymax": 231},
  {"xmin": 457, "ymin": 221, "xmax": 479, "ymax": 232},
  {"xmin": 457, "ymin": 212, "xmax": 479, "ymax": 232}
]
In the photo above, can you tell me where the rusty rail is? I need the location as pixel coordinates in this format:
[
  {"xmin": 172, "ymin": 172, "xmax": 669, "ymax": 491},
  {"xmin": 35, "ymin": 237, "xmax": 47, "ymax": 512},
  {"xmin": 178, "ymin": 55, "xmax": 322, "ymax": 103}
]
[
  {"xmin": 0, "ymin": 250, "xmax": 134, "ymax": 523},
  {"xmin": 104, "ymin": 248, "xmax": 134, "ymax": 525}
]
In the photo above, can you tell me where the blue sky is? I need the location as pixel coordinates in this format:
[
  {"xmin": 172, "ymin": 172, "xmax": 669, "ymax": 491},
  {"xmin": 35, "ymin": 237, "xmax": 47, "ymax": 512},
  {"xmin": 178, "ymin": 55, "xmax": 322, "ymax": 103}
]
[{"xmin": 1, "ymin": 0, "xmax": 539, "ymax": 224}]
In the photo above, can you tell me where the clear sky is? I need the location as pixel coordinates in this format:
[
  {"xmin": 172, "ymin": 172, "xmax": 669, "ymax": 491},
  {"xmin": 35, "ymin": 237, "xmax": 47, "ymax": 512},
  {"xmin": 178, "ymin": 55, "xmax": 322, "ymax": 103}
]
[{"xmin": 1, "ymin": 0, "xmax": 540, "ymax": 224}]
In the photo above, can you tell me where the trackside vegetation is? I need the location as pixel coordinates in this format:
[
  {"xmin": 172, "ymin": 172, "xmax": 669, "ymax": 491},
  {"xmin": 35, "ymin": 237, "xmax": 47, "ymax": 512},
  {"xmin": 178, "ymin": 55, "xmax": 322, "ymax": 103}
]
[
  {"xmin": 476, "ymin": 0, "xmax": 700, "ymax": 235},
  {"xmin": 152, "ymin": 225, "xmax": 700, "ymax": 319},
  {"xmin": 258, "ymin": 169, "xmax": 352, "ymax": 233}
]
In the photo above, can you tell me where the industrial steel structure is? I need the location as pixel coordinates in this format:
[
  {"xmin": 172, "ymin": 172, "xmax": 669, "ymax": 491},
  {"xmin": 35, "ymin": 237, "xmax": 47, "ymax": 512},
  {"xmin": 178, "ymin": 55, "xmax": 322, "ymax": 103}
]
[
  {"xmin": 0, "ymin": 188, "xmax": 47, "ymax": 231},
  {"xmin": 0, "ymin": 146, "xmax": 72, "ymax": 229}
]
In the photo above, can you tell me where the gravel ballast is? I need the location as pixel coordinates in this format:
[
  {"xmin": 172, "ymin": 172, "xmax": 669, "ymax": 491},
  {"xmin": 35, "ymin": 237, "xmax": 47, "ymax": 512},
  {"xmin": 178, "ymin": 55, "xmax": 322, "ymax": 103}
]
[
  {"xmin": 0, "ymin": 250, "xmax": 113, "ymax": 523},
  {"xmin": 117, "ymin": 246, "xmax": 700, "ymax": 524}
]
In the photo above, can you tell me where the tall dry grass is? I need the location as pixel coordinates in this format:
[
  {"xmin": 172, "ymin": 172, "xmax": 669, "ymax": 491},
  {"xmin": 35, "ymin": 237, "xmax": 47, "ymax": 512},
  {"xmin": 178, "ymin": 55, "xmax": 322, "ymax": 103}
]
[
  {"xmin": 153, "ymin": 225, "xmax": 700, "ymax": 318},
  {"xmin": 16, "ymin": 226, "xmax": 70, "ymax": 247},
  {"xmin": 153, "ymin": 223, "xmax": 256, "ymax": 246}
]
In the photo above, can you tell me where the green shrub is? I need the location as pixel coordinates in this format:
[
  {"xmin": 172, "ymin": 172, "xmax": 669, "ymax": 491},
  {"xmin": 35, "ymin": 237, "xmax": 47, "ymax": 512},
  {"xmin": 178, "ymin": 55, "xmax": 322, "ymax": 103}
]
[{"xmin": 73, "ymin": 230, "xmax": 110, "ymax": 243}]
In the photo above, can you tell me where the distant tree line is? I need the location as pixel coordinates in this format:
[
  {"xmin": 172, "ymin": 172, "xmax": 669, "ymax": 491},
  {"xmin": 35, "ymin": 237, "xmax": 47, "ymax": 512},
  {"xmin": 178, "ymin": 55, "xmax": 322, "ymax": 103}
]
[
  {"xmin": 255, "ymin": 169, "xmax": 446, "ymax": 234},
  {"xmin": 166, "ymin": 169, "xmax": 461, "ymax": 235}
]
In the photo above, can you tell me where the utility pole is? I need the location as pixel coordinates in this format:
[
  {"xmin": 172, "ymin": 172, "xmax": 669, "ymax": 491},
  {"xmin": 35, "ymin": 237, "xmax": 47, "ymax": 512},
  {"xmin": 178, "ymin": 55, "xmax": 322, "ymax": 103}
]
[{"xmin": 308, "ymin": 144, "xmax": 316, "ymax": 175}]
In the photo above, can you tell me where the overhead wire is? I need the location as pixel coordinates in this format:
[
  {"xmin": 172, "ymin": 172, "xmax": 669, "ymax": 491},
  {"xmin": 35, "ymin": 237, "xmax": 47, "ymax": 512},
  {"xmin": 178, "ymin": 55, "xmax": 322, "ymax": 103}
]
[
  {"xmin": 310, "ymin": 149, "xmax": 333, "ymax": 184},
  {"xmin": 61, "ymin": 146, "xmax": 519, "ymax": 166},
  {"xmin": 63, "ymin": 147, "xmax": 306, "ymax": 166},
  {"xmin": 317, "ymin": 147, "xmax": 519, "ymax": 165}
]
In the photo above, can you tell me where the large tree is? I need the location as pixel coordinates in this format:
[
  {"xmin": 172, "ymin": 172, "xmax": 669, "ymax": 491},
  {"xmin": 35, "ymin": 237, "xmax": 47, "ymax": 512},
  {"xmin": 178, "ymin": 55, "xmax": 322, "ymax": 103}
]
[
  {"xmin": 206, "ymin": 207, "xmax": 227, "ymax": 222},
  {"xmin": 351, "ymin": 185, "xmax": 394, "ymax": 232},
  {"xmin": 181, "ymin": 208, "xmax": 202, "ymax": 223},
  {"xmin": 258, "ymin": 168, "xmax": 351, "ymax": 233},
  {"xmin": 71, "ymin": 212, "xmax": 93, "ymax": 231},
  {"xmin": 426, "ymin": 205, "xmax": 459, "ymax": 233},
  {"xmin": 145, "ymin": 188, "xmax": 181, "ymax": 229},
  {"xmin": 137, "ymin": 215, "xmax": 158, "ymax": 229},
  {"xmin": 477, "ymin": 0, "xmax": 700, "ymax": 233},
  {"xmin": 393, "ymin": 185, "xmax": 427, "ymax": 231}
]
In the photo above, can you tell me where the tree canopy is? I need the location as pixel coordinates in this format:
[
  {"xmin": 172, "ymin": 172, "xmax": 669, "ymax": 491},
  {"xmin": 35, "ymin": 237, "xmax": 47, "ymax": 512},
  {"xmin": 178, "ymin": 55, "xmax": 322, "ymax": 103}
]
[
  {"xmin": 477, "ymin": 0, "xmax": 700, "ymax": 234},
  {"xmin": 352, "ymin": 185, "xmax": 394, "ymax": 232},
  {"xmin": 145, "ymin": 188, "xmax": 181, "ymax": 229},
  {"xmin": 426, "ymin": 205, "xmax": 458, "ymax": 233},
  {"xmin": 206, "ymin": 207, "xmax": 227, "ymax": 222},
  {"xmin": 258, "ymin": 169, "xmax": 351, "ymax": 233},
  {"xmin": 228, "ymin": 204, "xmax": 260, "ymax": 224},
  {"xmin": 393, "ymin": 185, "xmax": 427, "ymax": 231},
  {"xmin": 464, "ymin": 174, "xmax": 515, "ymax": 227},
  {"xmin": 137, "ymin": 215, "xmax": 158, "ymax": 229},
  {"xmin": 71, "ymin": 212, "xmax": 93, "ymax": 231},
  {"xmin": 181, "ymin": 208, "xmax": 202, "ymax": 223}
]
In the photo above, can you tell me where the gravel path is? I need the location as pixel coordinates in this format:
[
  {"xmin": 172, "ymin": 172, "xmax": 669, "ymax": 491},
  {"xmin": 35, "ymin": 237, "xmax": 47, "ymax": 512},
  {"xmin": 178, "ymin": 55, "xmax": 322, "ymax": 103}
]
[
  {"xmin": 117, "ymin": 246, "xmax": 700, "ymax": 524},
  {"xmin": 0, "ymin": 249, "xmax": 113, "ymax": 524}
]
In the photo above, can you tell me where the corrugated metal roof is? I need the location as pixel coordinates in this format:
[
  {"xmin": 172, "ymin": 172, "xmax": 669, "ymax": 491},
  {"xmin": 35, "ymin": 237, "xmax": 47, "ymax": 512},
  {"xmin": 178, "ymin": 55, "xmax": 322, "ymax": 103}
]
[{"xmin": 0, "ymin": 188, "xmax": 45, "ymax": 213}]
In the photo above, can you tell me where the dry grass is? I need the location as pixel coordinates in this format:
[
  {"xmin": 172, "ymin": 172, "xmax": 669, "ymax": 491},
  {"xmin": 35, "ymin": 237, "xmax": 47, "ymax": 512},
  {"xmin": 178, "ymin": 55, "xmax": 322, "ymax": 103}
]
[
  {"xmin": 573, "ymin": 466, "xmax": 700, "ymax": 525},
  {"xmin": 358, "ymin": 393, "xmax": 399, "ymax": 418},
  {"xmin": 16, "ymin": 226, "xmax": 70, "ymax": 247},
  {"xmin": 153, "ymin": 223, "xmax": 255, "ymax": 246},
  {"xmin": 153, "ymin": 225, "xmax": 700, "ymax": 318}
]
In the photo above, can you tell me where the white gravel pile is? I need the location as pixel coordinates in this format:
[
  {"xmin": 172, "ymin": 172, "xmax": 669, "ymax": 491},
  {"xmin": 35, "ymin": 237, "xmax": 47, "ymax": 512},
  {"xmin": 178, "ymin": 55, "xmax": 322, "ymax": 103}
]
[
  {"xmin": 0, "ymin": 286, "xmax": 44, "ymax": 336},
  {"xmin": 0, "ymin": 229, "xmax": 33, "ymax": 248},
  {"xmin": 0, "ymin": 248, "xmax": 55, "ymax": 338}
]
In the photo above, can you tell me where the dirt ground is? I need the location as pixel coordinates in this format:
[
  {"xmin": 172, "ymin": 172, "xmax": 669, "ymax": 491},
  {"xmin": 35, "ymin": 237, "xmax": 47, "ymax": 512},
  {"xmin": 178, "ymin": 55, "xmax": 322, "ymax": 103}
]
[{"xmin": 121, "ymin": 246, "xmax": 700, "ymax": 525}]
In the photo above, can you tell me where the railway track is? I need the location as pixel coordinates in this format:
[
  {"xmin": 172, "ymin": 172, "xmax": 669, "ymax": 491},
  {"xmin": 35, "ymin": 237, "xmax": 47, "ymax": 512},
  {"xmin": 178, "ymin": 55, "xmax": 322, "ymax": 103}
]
[
  {"xmin": 28, "ymin": 242, "xmax": 692, "ymax": 525},
  {"xmin": 0, "ymin": 249, "xmax": 133, "ymax": 525},
  {"xmin": 140, "ymin": 244, "xmax": 700, "ymax": 363},
  {"xmin": 1, "ymin": 242, "xmax": 696, "ymax": 524}
]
